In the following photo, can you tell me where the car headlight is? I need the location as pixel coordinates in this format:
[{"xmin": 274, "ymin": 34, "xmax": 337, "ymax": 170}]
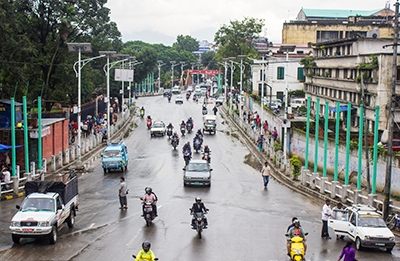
[
  {"xmin": 364, "ymin": 235, "xmax": 370, "ymax": 240},
  {"xmin": 38, "ymin": 221, "xmax": 49, "ymax": 227},
  {"xmin": 11, "ymin": 221, "xmax": 20, "ymax": 227},
  {"xmin": 389, "ymin": 237, "xmax": 395, "ymax": 241}
]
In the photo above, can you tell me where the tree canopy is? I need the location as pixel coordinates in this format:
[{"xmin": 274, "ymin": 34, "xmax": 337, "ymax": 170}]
[{"xmin": 172, "ymin": 35, "xmax": 199, "ymax": 53}]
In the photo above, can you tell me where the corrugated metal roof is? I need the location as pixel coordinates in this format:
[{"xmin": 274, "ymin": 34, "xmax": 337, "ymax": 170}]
[{"xmin": 302, "ymin": 8, "xmax": 383, "ymax": 18}]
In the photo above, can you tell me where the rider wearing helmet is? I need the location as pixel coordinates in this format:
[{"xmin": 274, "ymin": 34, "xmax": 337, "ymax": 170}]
[
  {"xmin": 203, "ymin": 144, "xmax": 210, "ymax": 154},
  {"xmin": 142, "ymin": 187, "xmax": 158, "ymax": 217},
  {"xmin": 167, "ymin": 123, "xmax": 174, "ymax": 129},
  {"xmin": 190, "ymin": 197, "xmax": 208, "ymax": 228},
  {"xmin": 187, "ymin": 117, "xmax": 193, "ymax": 125},
  {"xmin": 134, "ymin": 241, "xmax": 157, "ymax": 261},
  {"xmin": 286, "ymin": 219, "xmax": 307, "ymax": 256},
  {"xmin": 180, "ymin": 120, "xmax": 186, "ymax": 127},
  {"xmin": 182, "ymin": 141, "xmax": 192, "ymax": 155}
]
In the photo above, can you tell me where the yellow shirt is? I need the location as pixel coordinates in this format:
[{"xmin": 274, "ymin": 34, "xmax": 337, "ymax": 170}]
[{"xmin": 135, "ymin": 249, "xmax": 156, "ymax": 261}]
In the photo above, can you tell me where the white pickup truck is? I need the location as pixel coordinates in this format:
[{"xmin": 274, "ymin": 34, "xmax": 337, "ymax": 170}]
[
  {"xmin": 329, "ymin": 204, "xmax": 395, "ymax": 252},
  {"xmin": 10, "ymin": 174, "xmax": 78, "ymax": 244}
]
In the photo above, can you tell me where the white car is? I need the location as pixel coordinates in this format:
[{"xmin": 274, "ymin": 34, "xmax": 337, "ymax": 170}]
[
  {"xmin": 150, "ymin": 121, "xmax": 166, "ymax": 137},
  {"xmin": 172, "ymin": 86, "xmax": 181, "ymax": 94},
  {"xmin": 187, "ymin": 86, "xmax": 194, "ymax": 92},
  {"xmin": 215, "ymin": 96, "xmax": 224, "ymax": 106},
  {"xmin": 175, "ymin": 95, "xmax": 184, "ymax": 104},
  {"xmin": 329, "ymin": 204, "xmax": 395, "ymax": 252}
]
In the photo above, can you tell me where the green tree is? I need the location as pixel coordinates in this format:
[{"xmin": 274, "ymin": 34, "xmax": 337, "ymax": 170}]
[
  {"xmin": 173, "ymin": 35, "xmax": 199, "ymax": 53},
  {"xmin": 201, "ymin": 51, "xmax": 217, "ymax": 69}
]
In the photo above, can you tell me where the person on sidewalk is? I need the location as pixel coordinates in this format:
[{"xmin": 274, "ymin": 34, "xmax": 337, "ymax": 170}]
[
  {"xmin": 272, "ymin": 127, "xmax": 278, "ymax": 142},
  {"xmin": 263, "ymin": 120, "xmax": 269, "ymax": 134},
  {"xmin": 1, "ymin": 165, "xmax": 11, "ymax": 190},
  {"xmin": 257, "ymin": 134, "xmax": 265, "ymax": 152},
  {"xmin": 321, "ymin": 199, "xmax": 332, "ymax": 239},
  {"xmin": 118, "ymin": 177, "xmax": 128, "ymax": 209},
  {"xmin": 261, "ymin": 161, "xmax": 271, "ymax": 189},
  {"xmin": 337, "ymin": 241, "xmax": 357, "ymax": 261}
]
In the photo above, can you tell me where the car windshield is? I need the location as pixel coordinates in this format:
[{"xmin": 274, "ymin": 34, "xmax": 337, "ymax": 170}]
[
  {"xmin": 153, "ymin": 123, "xmax": 164, "ymax": 128},
  {"xmin": 186, "ymin": 163, "xmax": 209, "ymax": 172},
  {"xmin": 358, "ymin": 215, "xmax": 387, "ymax": 227},
  {"xmin": 103, "ymin": 150, "xmax": 122, "ymax": 158},
  {"xmin": 21, "ymin": 198, "xmax": 55, "ymax": 212},
  {"xmin": 205, "ymin": 120, "xmax": 215, "ymax": 124}
]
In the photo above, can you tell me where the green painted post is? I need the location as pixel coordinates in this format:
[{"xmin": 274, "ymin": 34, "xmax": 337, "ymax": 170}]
[
  {"xmin": 345, "ymin": 102, "xmax": 351, "ymax": 185},
  {"xmin": 218, "ymin": 74, "xmax": 222, "ymax": 94},
  {"xmin": 357, "ymin": 104, "xmax": 364, "ymax": 190},
  {"xmin": 372, "ymin": 106, "xmax": 380, "ymax": 194},
  {"xmin": 323, "ymin": 101, "xmax": 329, "ymax": 177},
  {"xmin": 334, "ymin": 101, "xmax": 340, "ymax": 181},
  {"xmin": 305, "ymin": 97, "xmax": 311, "ymax": 170},
  {"xmin": 38, "ymin": 97, "xmax": 42, "ymax": 170},
  {"xmin": 314, "ymin": 98, "xmax": 320, "ymax": 173},
  {"xmin": 11, "ymin": 98, "xmax": 16, "ymax": 177},
  {"xmin": 23, "ymin": 96, "xmax": 29, "ymax": 173}
]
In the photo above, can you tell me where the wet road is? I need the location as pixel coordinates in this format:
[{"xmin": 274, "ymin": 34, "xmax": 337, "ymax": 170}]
[{"xmin": 0, "ymin": 94, "xmax": 400, "ymax": 261}]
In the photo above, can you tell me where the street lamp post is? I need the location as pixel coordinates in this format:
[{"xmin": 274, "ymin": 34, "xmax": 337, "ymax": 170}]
[
  {"xmin": 117, "ymin": 54, "xmax": 129, "ymax": 110},
  {"xmin": 237, "ymin": 55, "xmax": 246, "ymax": 96},
  {"xmin": 222, "ymin": 58, "xmax": 229, "ymax": 101},
  {"xmin": 128, "ymin": 56, "xmax": 136, "ymax": 106},
  {"xmin": 157, "ymin": 60, "xmax": 165, "ymax": 91},
  {"xmin": 67, "ymin": 43, "xmax": 93, "ymax": 166},
  {"xmin": 279, "ymin": 44, "xmax": 296, "ymax": 171},
  {"xmin": 180, "ymin": 61, "xmax": 186, "ymax": 87}
]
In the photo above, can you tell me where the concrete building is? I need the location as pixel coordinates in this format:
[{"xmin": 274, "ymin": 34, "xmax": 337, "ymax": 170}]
[
  {"xmin": 282, "ymin": 7, "xmax": 394, "ymax": 45},
  {"xmin": 303, "ymin": 37, "xmax": 400, "ymax": 135},
  {"xmin": 251, "ymin": 44, "xmax": 311, "ymax": 103}
]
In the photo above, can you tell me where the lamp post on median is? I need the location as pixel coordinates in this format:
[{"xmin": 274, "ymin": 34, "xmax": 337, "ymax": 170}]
[
  {"xmin": 128, "ymin": 56, "xmax": 136, "ymax": 106},
  {"xmin": 180, "ymin": 61, "xmax": 186, "ymax": 87},
  {"xmin": 116, "ymin": 54, "xmax": 129, "ymax": 110},
  {"xmin": 157, "ymin": 60, "xmax": 165, "ymax": 92},
  {"xmin": 222, "ymin": 58, "xmax": 229, "ymax": 102},
  {"xmin": 170, "ymin": 61, "xmax": 180, "ymax": 88},
  {"xmin": 67, "ymin": 43, "xmax": 93, "ymax": 166}
]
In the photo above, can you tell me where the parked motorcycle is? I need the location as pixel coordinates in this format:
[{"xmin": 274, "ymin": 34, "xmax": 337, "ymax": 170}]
[
  {"xmin": 190, "ymin": 209, "xmax": 209, "ymax": 239},
  {"xmin": 285, "ymin": 233, "xmax": 308, "ymax": 261},
  {"xmin": 202, "ymin": 151, "xmax": 211, "ymax": 163},
  {"xmin": 386, "ymin": 213, "xmax": 400, "ymax": 230},
  {"xmin": 186, "ymin": 122, "xmax": 193, "ymax": 133},
  {"xmin": 142, "ymin": 201, "xmax": 156, "ymax": 227},
  {"xmin": 166, "ymin": 128, "xmax": 173, "ymax": 139},
  {"xmin": 183, "ymin": 150, "xmax": 191, "ymax": 165},
  {"xmin": 180, "ymin": 126, "xmax": 186, "ymax": 136},
  {"xmin": 171, "ymin": 136, "xmax": 179, "ymax": 150}
]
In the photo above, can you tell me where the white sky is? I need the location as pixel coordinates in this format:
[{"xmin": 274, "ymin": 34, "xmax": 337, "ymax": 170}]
[{"xmin": 105, "ymin": 0, "xmax": 392, "ymax": 46}]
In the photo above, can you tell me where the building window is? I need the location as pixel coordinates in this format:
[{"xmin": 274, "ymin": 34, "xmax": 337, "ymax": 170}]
[
  {"xmin": 258, "ymin": 84, "xmax": 267, "ymax": 97},
  {"xmin": 259, "ymin": 70, "xmax": 266, "ymax": 81},
  {"xmin": 297, "ymin": 67, "xmax": 305, "ymax": 81},
  {"xmin": 277, "ymin": 67, "xmax": 285, "ymax": 80}
]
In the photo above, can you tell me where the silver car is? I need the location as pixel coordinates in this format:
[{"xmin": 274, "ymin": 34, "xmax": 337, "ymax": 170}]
[
  {"xmin": 183, "ymin": 160, "xmax": 212, "ymax": 187},
  {"xmin": 150, "ymin": 121, "xmax": 166, "ymax": 137}
]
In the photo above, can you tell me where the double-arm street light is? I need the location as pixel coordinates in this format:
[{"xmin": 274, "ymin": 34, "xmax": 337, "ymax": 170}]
[
  {"xmin": 68, "ymin": 43, "xmax": 103, "ymax": 165},
  {"xmin": 221, "ymin": 58, "xmax": 230, "ymax": 101},
  {"xmin": 180, "ymin": 61, "xmax": 186, "ymax": 86},
  {"xmin": 128, "ymin": 57, "xmax": 142, "ymax": 104},
  {"xmin": 116, "ymin": 54, "xmax": 129, "ymax": 110},
  {"xmin": 170, "ymin": 61, "xmax": 180, "ymax": 87},
  {"xmin": 157, "ymin": 60, "xmax": 165, "ymax": 91}
]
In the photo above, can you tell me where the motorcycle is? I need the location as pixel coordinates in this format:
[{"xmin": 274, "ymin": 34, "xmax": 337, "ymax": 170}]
[
  {"xmin": 202, "ymin": 151, "xmax": 211, "ymax": 163},
  {"xmin": 285, "ymin": 233, "xmax": 308, "ymax": 261},
  {"xmin": 193, "ymin": 139, "xmax": 202, "ymax": 153},
  {"xmin": 202, "ymin": 107, "xmax": 207, "ymax": 115},
  {"xmin": 140, "ymin": 109, "xmax": 145, "ymax": 118},
  {"xmin": 147, "ymin": 118, "xmax": 152, "ymax": 129},
  {"xmin": 190, "ymin": 209, "xmax": 209, "ymax": 239},
  {"xmin": 142, "ymin": 201, "xmax": 156, "ymax": 227},
  {"xmin": 386, "ymin": 213, "xmax": 400, "ymax": 230},
  {"xmin": 186, "ymin": 122, "xmax": 193, "ymax": 133},
  {"xmin": 132, "ymin": 255, "xmax": 158, "ymax": 260},
  {"xmin": 183, "ymin": 150, "xmax": 191, "ymax": 165},
  {"xmin": 166, "ymin": 128, "xmax": 173, "ymax": 139},
  {"xmin": 180, "ymin": 125, "xmax": 186, "ymax": 136},
  {"xmin": 168, "ymin": 95, "xmax": 171, "ymax": 103},
  {"xmin": 186, "ymin": 93, "xmax": 190, "ymax": 101},
  {"xmin": 171, "ymin": 136, "xmax": 179, "ymax": 150}
]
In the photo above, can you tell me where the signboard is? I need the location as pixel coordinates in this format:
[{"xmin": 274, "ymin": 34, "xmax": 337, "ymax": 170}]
[
  {"xmin": 29, "ymin": 126, "xmax": 51, "ymax": 139},
  {"xmin": 114, "ymin": 69, "xmax": 134, "ymax": 81},
  {"xmin": 189, "ymin": 70, "xmax": 222, "ymax": 75}
]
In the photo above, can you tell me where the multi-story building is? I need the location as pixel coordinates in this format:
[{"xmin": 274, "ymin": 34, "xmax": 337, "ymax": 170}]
[
  {"xmin": 282, "ymin": 7, "xmax": 394, "ymax": 45},
  {"xmin": 251, "ymin": 44, "xmax": 310, "ymax": 103},
  {"xmin": 303, "ymin": 37, "xmax": 400, "ymax": 134}
]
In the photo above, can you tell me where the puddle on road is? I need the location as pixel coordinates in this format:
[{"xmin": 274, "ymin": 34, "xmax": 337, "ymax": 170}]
[{"xmin": 244, "ymin": 153, "xmax": 261, "ymax": 171}]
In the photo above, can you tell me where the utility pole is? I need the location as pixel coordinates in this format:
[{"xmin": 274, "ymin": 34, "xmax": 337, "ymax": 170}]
[{"xmin": 383, "ymin": 0, "xmax": 399, "ymax": 220}]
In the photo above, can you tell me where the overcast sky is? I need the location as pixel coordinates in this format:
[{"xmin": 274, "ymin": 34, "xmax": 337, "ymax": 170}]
[{"xmin": 105, "ymin": 0, "xmax": 392, "ymax": 46}]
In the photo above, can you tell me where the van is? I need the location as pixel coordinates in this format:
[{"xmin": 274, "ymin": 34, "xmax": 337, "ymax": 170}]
[
  {"xmin": 172, "ymin": 86, "xmax": 181, "ymax": 94},
  {"xmin": 290, "ymin": 98, "xmax": 306, "ymax": 109},
  {"xmin": 101, "ymin": 142, "xmax": 129, "ymax": 173}
]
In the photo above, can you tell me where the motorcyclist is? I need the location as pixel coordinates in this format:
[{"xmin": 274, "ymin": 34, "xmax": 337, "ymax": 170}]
[
  {"xmin": 182, "ymin": 141, "xmax": 192, "ymax": 156},
  {"xmin": 202, "ymin": 104, "xmax": 207, "ymax": 114},
  {"xmin": 134, "ymin": 241, "xmax": 157, "ymax": 261},
  {"xmin": 187, "ymin": 117, "xmax": 193, "ymax": 126},
  {"xmin": 287, "ymin": 219, "xmax": 307, "ymax": 256},
  {"xmin": 140, "ymin": 107, "xmax": 145, "ymax": 117},
  {"xmin": 186, "ymin": 92, "xmax": 190, "ymax": 100},
  {"xmin": 167, "ymin": 123, "xmax": 174, "ymax": 130},
  {"xmin": 203, "ymin": 144, "xmax": 210, "ymax": 154},
  {"xmin": 190, "ymin": 197, "xmax": 208, "ymax": 228},
  {"xmin": 196, "ymin": 129, "xmax": 203, "ymax": 139},
  {"xmin": 180, "ymin": 120, "xmax": 186, "ymax": 128},
  {"xmin": 142, "ymin": 187, "xmax": 158, "ymax": 217},
  {"xmin": 167, "ymin": 92, "xmax": 172, "ymax": 102}
]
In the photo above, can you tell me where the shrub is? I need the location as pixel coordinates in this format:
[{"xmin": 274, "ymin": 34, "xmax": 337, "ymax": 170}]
[{"xmin": 290, "ymin": 155, "xmax": 302, "ymax": 179}]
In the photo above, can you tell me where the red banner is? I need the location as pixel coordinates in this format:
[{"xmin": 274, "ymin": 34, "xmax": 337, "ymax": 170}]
[{"xmin": 188, "ymin": 70, "xmax": 222, "ymax": 75}]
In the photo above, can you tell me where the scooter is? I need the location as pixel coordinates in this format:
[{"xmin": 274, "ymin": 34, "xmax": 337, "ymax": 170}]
[
  {"xmin": 202, "ymin": 108, "xmax": 207, "ymax": 115},
  {"xmin": 186, "ymin": 93, "xmax": 190, "ymax": 101},
  {"xmin": 142, "ymin": 201, "xmax": 156, "ymax": 227},
  {"xmin": 202, "ymin": 151, "xmax": 211, "ymax": 163},
  {"xmin": 171, "ymin": 136, "xmax": 179, "ymax": 150},
  {"xmin": 186, "ymin": 122, "xmax": 193, "ymax": 133},
  {"xmin": 193, "ymin": 139, "xmax": 201, "ymax": 153},
  {"xmin": 190, "ymin": 209, "xmax": 209, "ymax": 239},
  {"xmin": 180, "ymin": 125, "xmax": 186, "ymax": 136},
  {"xmin": 183, "ymin": 150, "xmax": 191, "ymax": 166},
  {"xmin": 140, "ymin": 109, "xmax": 145, "ymax": 118},
  {"xmin": 168, "ymin": 95, "xmax": 171, "ymax": 103},
  {"xmin": 132, "ymin": 255, "xmax": 158, "ymax": 260},
  {"xmin": 285, "ymin": 233, "xmax": 308, "ymax": 261},
  {"xmin": 147, "ymin": 117, "xmax": 152, "ymax": 129},
  {"xmin": 166, "ymin": 128, "xmax": 173, "ymax": 139}
]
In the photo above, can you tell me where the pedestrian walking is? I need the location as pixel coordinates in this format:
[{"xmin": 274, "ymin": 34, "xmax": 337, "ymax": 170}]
[
  {"xmin": 118, "ymin": 177, "xmax": 128, "ymax": 209},
  {"xmin": 243, "ymin": 110, "xmax": 247, "ymax": 122},
  {"xmin": 212, "ymin": 106, "xmax": 218, "ymax": 115},
  {"xmin": 263, "ymin": 120, "xmax": 269, "ymax": 134},
  {"xmin": 247, "ymin": 111, "xmax": 251, "ymax": 124},
  {"xmin": 337, "ymin": 241, "xmax": 357, "ymax": 261},
  {"xmin": 261, "ymin": 161, "xmax": 271, "ymax": 189},
  {"xmin": 257, "ymin": 134, "xmax": 264, "ymax": 151},
  {"xmin": 321, "ymin": 199, "xmax": 332, "ymax": 239},
  {"xmin": 272, "ymin": 127, "xmax": 278, "ymax": 142}
]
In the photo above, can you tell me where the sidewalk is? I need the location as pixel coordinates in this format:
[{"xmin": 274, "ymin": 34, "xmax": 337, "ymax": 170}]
[{"xmin": 222, "ymin": 102, "xmax": 400, "ymax": 215}]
